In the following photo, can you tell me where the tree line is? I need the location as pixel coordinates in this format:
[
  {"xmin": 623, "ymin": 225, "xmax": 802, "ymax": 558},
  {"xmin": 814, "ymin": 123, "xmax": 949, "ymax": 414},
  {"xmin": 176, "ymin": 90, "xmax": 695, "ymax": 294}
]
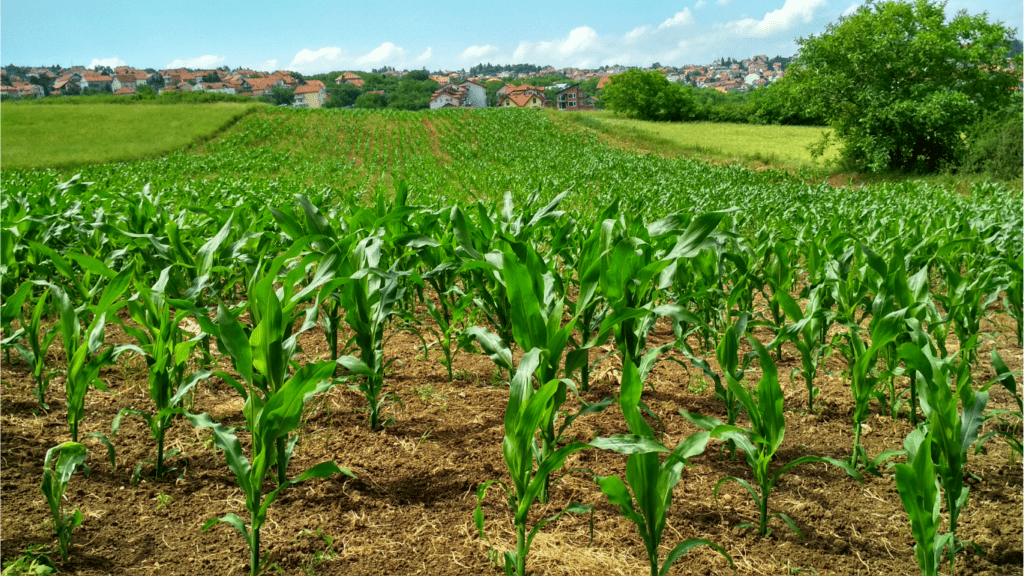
[{"xmin": 604, "ymin": 0, "xmax": 1023, "ymax": 176}]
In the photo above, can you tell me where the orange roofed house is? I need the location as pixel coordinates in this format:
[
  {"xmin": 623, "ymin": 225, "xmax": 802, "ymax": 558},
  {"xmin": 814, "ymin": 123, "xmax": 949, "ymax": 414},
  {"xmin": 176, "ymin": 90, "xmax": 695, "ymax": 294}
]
[{"xmin": 294, "ymin": 80, "xmax": 328, "ymax": 108}]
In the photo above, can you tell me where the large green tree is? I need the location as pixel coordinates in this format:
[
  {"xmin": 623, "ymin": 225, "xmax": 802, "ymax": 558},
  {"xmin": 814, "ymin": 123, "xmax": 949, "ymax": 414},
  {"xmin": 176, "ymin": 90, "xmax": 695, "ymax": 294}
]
[
  {"xmin": 603, "ymin": 69, "xmax": 696, "ymax": 121},
  {"xmin": 785, "ymin": 0, "xmax": 1021, "ymax": 172}
]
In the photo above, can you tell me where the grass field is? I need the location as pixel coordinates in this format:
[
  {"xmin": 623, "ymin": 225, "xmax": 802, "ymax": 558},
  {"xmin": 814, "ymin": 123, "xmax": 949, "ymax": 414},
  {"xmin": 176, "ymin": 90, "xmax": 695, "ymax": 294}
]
[
  {"xmin": 555, "ymin": 110, "xmax": 840, "ymax": 168},
  {"xmin": 0, "ymin": 102, "xmax": 259, "ymax": 169}
]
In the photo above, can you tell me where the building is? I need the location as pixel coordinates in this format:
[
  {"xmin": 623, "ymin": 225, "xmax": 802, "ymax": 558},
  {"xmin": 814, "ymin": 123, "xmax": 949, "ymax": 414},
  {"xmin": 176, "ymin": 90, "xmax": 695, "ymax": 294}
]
[
  {"xmin": 554, "ymin": 85, "xmax": 593, "ymax": 111},
  {"xmin": 294, "ymin": 80, "xmax": 327, "ymax": 108}
]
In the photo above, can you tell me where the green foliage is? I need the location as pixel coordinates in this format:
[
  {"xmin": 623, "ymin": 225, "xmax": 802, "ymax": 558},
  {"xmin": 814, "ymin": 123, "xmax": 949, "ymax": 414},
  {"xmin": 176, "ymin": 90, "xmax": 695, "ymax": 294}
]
[
  {"xmin": 682, "ymin": 340, "xmax": 862, "ymax": 537},
  {"xmin": 603, "ymin": 69, "xmax": 696, "ymax": 122},
  {"xmin": 960, "ymin": 99, "xmax": 1023, "ymax": 179},
  {"xmin": 786, "ymin": 0, "xmax": 1022, "ymax": 172},
  {"xmin": 475, "ymin": 349, "xmax": 662, "ymax": 576},
  {"xmin": 595, "ymin": 361, "xmax": 733, "ymax": 576},
  {"xmin": 187, "ymin": 359, "xmax": 352, "ymax": 576},
  {"xmin": 263, "ymin": 85, "xmax": 295, "ymax": 107},
  {"xmin": 354, "ymin": 92, "xmax": 385, "ymax": 109},
  {"xmin": 899, "ymin": 341, "xmax": 989, "ymax": 570},
  {"xmin": 40, "ymin": 442, "xmax": 88, "ymax": 562},
  {"xmin": 894, "ymin": 439, "xmax": 951, "ymax": 576}
]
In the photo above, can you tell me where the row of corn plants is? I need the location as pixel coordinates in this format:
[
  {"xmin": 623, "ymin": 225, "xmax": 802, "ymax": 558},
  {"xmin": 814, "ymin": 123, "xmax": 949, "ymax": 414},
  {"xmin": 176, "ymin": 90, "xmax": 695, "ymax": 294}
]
[{"xmin": 1, "ymin": 108, "xmax": 1021, "ymax": 575}]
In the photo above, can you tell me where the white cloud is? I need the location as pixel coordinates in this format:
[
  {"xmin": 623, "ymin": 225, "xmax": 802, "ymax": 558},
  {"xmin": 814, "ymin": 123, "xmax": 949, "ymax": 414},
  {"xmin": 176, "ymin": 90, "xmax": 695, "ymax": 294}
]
[
  {"xmin": 512, "ymin": 26, "xmax": 599, "ymax": 64},
  {"xmin": 460, "ymin": 44, "xmax": 500, "ymax": 61},
  {"xmin": 625, "ymin": 25, "xmax": 653, "ymax": 42},
  {"xmin": 88, "ymin": 57, "xmax": 126, "ymax": 69},
  {"xmin": 842, "ymin": 3, "xmax": 861, "ymax": 16},
  {"xmin": 165, "ymin": 54, "xmax": 227, "ymax": 69},
  {"xmin": 361, "ymin": 42, "xmax": 405, "ymax": 64},
  {"xmin": 415, "ymin": 47, "xmax": 433, "ymax": 64},
  {"xmin": 727, "ymin": 0, "xmax": 828, "ymax": 36},
  {"xmin": 257, "ymin": 59, "xmax": 278, "ymax": 71},
  {"xmin": 660, "ymin": 9, "xmax": 694, "ymax": 29},
  {"xmin": 695, "ymin": 0, "xmax": 707, "ymax": 7}
]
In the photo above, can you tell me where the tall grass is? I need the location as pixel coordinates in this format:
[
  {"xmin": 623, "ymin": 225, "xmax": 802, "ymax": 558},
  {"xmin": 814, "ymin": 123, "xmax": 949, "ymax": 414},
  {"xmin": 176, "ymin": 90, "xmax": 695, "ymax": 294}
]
[
  {"xmin": 1, "ymin": 103, "xmax": 259, "ymax": 170},
  {"xmin": 557, "ymin": 111, "xmax": 839, "ymax": 168}
]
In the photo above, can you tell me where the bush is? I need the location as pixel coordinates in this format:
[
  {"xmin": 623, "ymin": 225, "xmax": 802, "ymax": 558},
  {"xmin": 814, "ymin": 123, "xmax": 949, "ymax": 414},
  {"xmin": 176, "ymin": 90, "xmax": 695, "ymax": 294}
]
[{"xmin": 960, "ymin": 103, "xmax": 1023, "ymax": 180}]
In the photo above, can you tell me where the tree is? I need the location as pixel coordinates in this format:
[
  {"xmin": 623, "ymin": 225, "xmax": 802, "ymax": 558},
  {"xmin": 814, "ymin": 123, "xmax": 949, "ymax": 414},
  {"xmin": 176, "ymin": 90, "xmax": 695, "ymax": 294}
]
[
  {"xmin": 202, "ymin": 72, "xmax": 220, "ymax": 83},
  {"xmin": 262, "ymin": 86, "xmax": 294, "ymax": 106},
  {"xmin": 603, "ymin": 69, "xmax": 696, "ymax": 121},
  {"xmin": 784, "ymin": 0, "xmax": 1022, "ymax": 172},
  {"xmin": 324, "ymin": 82, "xmax": 361, "ymax": 108},
  {"xmin": 354, "ymin": 92, "xmax": 386, "ymax": 109}
]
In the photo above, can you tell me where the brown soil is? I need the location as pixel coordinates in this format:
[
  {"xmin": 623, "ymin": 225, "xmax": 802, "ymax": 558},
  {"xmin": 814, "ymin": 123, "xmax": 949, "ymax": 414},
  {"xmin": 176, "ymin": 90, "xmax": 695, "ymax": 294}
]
[{"xmin": 2, "ymin": 310, "xmax": 1021, "ymax": 576}]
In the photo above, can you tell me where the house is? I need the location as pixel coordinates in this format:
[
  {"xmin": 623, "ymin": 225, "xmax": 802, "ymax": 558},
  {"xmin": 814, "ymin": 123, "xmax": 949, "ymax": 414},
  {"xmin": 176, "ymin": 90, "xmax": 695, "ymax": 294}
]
[
  {"xmin": 497, "ymin": 91, "xmax": 546, "ymax": 108},
  {"xmin": 554, "ymin": 85, "xmax": 593, "ymax": 111},
  {"xmin": 293, "ymin": 80, "xmax": 327, "ymax": 108},
  {"xmin": 335, "ymin": 72, "xmax": 364, "ymax": 87},
  {"xmin": 53, "ymin": 73, "xmax": 81, "ymax": 92},
  {"xmin": 79, "ymin": 73, "xmax": 112, "ymax": 91},
  {"xmin": 195, "ymin": 82, "xmax": 237, "ymax": 95},
  {"xmin": 111, "ymin": 74, "xmax": 137, "ymax": 92},
  {"xmin": 247, "ymin": 76, "xmax": 283, "ymax": 97},
  {"xmin": 428, "ymin": 80, "xmax": 486, "ymax": 109},
  {"xmin": 112, "ymin": 87, "xmax": 136, "ymax": 96}
]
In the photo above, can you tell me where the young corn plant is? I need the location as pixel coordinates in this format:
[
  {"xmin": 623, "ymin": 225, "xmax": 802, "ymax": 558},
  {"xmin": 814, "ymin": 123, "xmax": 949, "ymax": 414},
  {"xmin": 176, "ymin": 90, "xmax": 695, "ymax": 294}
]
[
  {"xmin": 770, "ymin": 286, "xmax": 833, "ymax": 413},
  {"xmin": 55, "ymin": 269, "xmax": 134, "ymax": 443},
  {"xmin": 899, "ymin": 341, "xmax": 989, "ymax": 571},
  {"xmin": 334, "ymin": 233, "xmax": 419, "ymax": 430},
  {"xmin": 595, "ymin": 361, "xmax": 733, "ymax": 576},
  {"xmin": 40, "ymin": 442, "xmax": 87, "ymax": 563},
  {"xmin": 844, "ymin": 307, "xmax": 908, "ymax": 471},
  {"xmin": 683, "ymin": 306, "xmax": 755, "ymax": 433},
  {"xmin": 112, "ymin": 268, "xmax": 212, "ymax": 480},
  {"xmin": 467, "ymin": 242, "xmax": 612, "ymax": 503},
  {"xmin": 186, "ymin": 361, "xmax": 352, "ymax": 576},
  {"xmin": 198, "ymin": 259, "xmax": 327, "ymax": 484},
  {"xmin": 0, "ymin": 280, "xmax": 32, "ymax": 364},
  {"xmin": 475, "ymin": 349, "xmax": 663, "ymax": 576},
  {"xmin": 682, "ymin": 340, "xmax": 862, "ymax": 537},
  {"xmin": 11, "ymin": 286, "xmax": 62, "ymax": 411},
  {"xmin": 894, "ymin": 437, "xmax": 951, "ymax": 576},
  {"xmin": 978, "ymin": 350, "xmax": 1022, "ymax": 458}
]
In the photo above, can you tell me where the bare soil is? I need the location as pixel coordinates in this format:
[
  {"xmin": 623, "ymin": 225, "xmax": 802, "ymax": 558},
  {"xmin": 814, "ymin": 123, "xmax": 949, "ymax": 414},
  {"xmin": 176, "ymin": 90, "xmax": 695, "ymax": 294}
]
[{"xmin": 2, "ymin": 310, "xmax": 1021, "ymax": 576}]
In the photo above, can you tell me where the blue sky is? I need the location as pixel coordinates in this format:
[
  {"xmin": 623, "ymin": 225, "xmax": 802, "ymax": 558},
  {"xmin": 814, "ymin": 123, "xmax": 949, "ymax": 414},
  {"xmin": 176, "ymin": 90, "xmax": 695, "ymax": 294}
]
[{"xmin": 2, "ymin": 1, "xmax": 1020, "ymax": 73}]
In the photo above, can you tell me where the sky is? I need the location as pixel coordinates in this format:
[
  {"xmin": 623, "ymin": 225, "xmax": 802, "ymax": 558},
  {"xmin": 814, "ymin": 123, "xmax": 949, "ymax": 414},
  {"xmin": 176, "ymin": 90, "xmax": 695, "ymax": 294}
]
[{"xmin": 2, "ymin": 1, "xmax": 1021, "ymax": 74}]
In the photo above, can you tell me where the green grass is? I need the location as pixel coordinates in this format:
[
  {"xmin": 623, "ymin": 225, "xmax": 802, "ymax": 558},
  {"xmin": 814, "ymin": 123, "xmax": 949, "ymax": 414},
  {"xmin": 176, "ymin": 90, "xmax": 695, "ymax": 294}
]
[
  {"xmin": 1, "ymin": 103, "xmax": 259, "ymax": 170},
  {"xmin": 555, "ymin": 110, "xmax": 840, "ymax": 169}
]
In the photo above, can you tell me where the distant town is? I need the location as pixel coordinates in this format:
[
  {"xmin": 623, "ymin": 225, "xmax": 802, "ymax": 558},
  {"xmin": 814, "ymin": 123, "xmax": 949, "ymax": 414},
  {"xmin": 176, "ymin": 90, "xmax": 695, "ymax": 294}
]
[{"xmin": 0, "ymin": 55, "xmax": 793, "ymax": 110}]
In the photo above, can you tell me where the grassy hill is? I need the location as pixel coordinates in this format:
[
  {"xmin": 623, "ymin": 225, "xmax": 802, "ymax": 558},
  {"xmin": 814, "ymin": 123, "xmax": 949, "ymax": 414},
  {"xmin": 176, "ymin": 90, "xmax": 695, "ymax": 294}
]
[{"xmin": 0, "ymin": 102, "xmax": 258, "ymax": 170}]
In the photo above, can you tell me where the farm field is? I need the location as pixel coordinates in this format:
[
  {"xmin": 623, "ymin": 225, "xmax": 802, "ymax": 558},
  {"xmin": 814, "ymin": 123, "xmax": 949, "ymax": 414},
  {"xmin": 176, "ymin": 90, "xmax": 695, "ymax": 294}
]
[
  {"xmin": 1, "ymin": 106, "xmax": 1022, "ymax": 576},
  {"xmin": 0, "ymin": 103, "xmax": 258, "ymax": 170},
  {"xmin": 556, "ymin": 111, "xmax": 841, "ymax": 168}
]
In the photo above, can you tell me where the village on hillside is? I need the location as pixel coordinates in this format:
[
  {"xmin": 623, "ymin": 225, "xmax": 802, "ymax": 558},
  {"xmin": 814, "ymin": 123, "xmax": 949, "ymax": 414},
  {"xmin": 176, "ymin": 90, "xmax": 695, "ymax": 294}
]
[{"xmin": 0, "ymin": 55, "xmax": 791, "ymax": 110}]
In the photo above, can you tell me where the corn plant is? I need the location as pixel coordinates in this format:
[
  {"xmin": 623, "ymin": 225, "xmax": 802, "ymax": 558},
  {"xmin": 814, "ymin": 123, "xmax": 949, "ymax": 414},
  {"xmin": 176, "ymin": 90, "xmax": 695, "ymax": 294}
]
[
  {"xmin": 844, "ymin": 307, "xmax": 908, "ymax": 471},
  {"xmin": 683, "ymin": 310, "xmax": 755, "ymax": 432},
  {"xmin": 682, "ymin": 339, "xmax": 862, "ymax": 537},
  {"xmin": 595, "ymin": 361, "xmax": 733, "ymax": 576},
  {"xmin": 197, "ymin": 263, "xmax": 325, "ymax": 483},
  {"xmin": 40, "ymin": 442, "xmax": 87, "ymax": 563},
  {"xmin": 55, "ymin": 270, "xmax": 134, "ymax": 443},
  {"xmin": 0, "ymin": 280, "xmax": 32, "ymax": 363},
  {"xmin": 467, "ymin": 242, "xmax": 612, "ymax": 503},
  {"xmin": 334, "ymin": 233, "xmax": 419, "ymax": 430},
  {"xmin": 978, "ymin": 350, "xmax": 1022, "ymax": 458},
  {"xmin": 933, "ymin": 260, "xmax": 1000, "ymax": 365},
  {"xmin": 899, "ymin": 341, "xmax": 989, "ymax": 571},
  {"xmin": 112, "ymin": 267, "xmax": 212, "ymax": 480},
  {"xmin": 894, "ymin": 437, "xmax": 951, "ymax": 576},
  {"xmin": 10, "ymin": 286, "xmax": 62, "ymax": 411},
  {"xmin": 771, "ymin": 285, "xmax": 833, "ymax": 413},
  {"xmin": 475, "ymin": 349, "xmax": 663, "ymax": 576},
  {"xmin": 186, "ymin": 360, "xmax": 352, "ymax": 576}
]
